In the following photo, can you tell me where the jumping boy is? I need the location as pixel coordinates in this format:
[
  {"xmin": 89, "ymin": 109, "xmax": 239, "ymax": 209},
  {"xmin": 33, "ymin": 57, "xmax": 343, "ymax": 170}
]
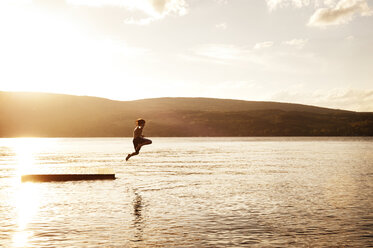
[{"xmin": 126, "ymin": 118, "xmax": 152, "ymax": 161}]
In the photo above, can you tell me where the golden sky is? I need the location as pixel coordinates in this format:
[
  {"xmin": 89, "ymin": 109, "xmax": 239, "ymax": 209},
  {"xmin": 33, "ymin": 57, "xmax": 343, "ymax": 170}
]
[{"xmin": 0, "ymin": 0, "xmax": 372, "ymax": 111}]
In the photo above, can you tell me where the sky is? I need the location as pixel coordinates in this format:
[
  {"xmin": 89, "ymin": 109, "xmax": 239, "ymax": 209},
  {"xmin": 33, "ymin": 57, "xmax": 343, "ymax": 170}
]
[{"xmin": 0, "ymin": 0, "xmax": 372, "ymax": 111}]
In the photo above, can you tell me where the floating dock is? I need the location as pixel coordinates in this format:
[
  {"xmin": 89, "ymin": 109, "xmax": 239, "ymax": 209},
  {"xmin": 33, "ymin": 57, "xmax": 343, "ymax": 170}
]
[
  {"xmin": 21, "ymin": 174, "xmax": 116, "ymax": 182},
  {"xmin": 21, "ymin": 167, "xmax": 116, "ymax": 182}
]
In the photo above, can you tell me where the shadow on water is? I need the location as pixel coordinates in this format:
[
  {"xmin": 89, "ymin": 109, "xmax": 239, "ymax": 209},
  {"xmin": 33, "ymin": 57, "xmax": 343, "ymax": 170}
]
[{"xmin": 131, "ymin": 189, "xmax": 144, "ymax": 243}]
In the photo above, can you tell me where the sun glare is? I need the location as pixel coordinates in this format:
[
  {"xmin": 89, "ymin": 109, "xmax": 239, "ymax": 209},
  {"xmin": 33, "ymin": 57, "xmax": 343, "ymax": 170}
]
[
  {"xmin": 0, "ymin": 3, "xmax": 142, "ymax": 100},
  {"xmin": 9, "ymin": 138, "xmax": 55, "ymax": 247},
  {"xmin": 11, "ymin": 138, "xmax": 56, "ymax": 177},
  {"xmin": 12, "ymin": 183, "xmax": 41, "ymax": 247}
]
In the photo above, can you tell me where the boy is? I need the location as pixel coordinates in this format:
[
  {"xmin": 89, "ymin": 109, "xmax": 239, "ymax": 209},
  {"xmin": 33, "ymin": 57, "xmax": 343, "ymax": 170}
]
[{"xmin": 126, "ymin": 118, "xmax": 152, "ymax": 161}]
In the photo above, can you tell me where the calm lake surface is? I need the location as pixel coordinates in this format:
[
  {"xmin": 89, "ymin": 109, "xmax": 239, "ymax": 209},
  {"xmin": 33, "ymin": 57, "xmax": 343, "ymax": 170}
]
[{"xmin": 0, "ymin": 137, "xmax": 372, "ymax": 247}]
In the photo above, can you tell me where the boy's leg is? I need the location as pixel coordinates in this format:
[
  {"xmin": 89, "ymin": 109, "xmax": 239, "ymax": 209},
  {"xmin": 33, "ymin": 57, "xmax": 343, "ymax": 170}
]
[
  {"xmin": 126, "ymin": 149, "xmax": 139, "ymax": 161},
  {"xmin": 127, "ymin": 139, "xmax": 139, "ymax": 161},
  {"xmin": 136, "ymin": 138, "xmax": 152, "ymax": 151},
  {"xmin": 127, "ymin": 138, "xmax": 152, "ymax": 161},
  {"xmin": 126, "ymin": 153, "xmax": 131, "ymax": 161}
]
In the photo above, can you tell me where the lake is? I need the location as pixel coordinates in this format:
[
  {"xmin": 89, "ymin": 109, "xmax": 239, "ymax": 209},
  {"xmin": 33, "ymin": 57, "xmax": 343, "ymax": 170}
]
[{"xmin": 0, "ymin": 137, "xmax": 372, "ymax": 247}]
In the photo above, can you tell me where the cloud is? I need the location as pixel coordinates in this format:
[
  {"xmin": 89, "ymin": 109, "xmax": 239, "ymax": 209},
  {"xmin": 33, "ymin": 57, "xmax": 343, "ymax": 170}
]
[
  {"xmin": 345, "ymin": 35, "xmax": 355, "ymax": 40},
  {"xmin": 124, "ymin": 17, "xmax": 155, "ymax": 25},
  {"xmin": 0, "ymin": 0, "xmax": 32, "ymax": 4},
  {"xmin": 214, "ymin": 0, "xmax": 229, "ymax": 4},
  {"xmin": 215, "ymin": 22, "xmax": 227, "ymax": 30},
  {"xmin": 267, "ymin": 0, "xmax": 372, "ymax": 26},
  {"xmin": 65, "ymin": 0, "xmax": 188, "ymax": 24},
  {"xmin": 2, "ymin": 0, "xmax": 188, "ymax": 24},
  {"xmin": 308, "ymin": 0, "xmax": 373, "ymax": 26},
  {"xmin": 254, "ymin": 41, "xmax": 274, "ymax": 50},
  {"xmin": 266, "ymin": 0, "xmax": 347, "ymax": 10},
  {"xmin": 271, "ymin": 88, "xmax": 373, "ymax": 111},
  {"xmin": 186, "ymin": 41, "xmax": 314, "ymax": 69},
  {"xmin": 189, "ymin": 44, "xmax": 247, "ymax": 64},
  {"xmin": 282, "ymin": 38, "xmax": 308, "ymax": 49},
  {"xmin": 266, "ymin": 0, "xmax": 311, "ymax": 10},
  {"xmin": 185, "ymin": 43, "xmax": 271, "ymax": 66}
]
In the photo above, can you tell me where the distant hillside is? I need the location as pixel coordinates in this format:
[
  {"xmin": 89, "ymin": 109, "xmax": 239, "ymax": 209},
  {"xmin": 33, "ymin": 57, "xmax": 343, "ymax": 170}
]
[{"xmin": 1, "ymin": 91, "xmax": 372, "ymax": 137}]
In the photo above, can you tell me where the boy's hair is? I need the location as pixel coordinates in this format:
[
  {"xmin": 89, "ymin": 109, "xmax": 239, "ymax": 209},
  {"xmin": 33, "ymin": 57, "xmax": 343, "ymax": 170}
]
[{"xmin": 136, "ymin": 118, "xmax": 146, "ymax": 126}]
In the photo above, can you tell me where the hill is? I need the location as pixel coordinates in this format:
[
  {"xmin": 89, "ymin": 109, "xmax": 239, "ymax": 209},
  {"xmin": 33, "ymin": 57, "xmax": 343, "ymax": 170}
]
[{"xmin": 0, "ymin": 91, "xmax": 372, "ymax": 137}]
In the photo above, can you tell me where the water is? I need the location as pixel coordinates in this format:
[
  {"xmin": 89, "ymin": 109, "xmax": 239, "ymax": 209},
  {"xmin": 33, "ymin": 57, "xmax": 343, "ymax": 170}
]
[{"xmin": 0, "ymin": 137, "xmax": 372, "ymax": 247}]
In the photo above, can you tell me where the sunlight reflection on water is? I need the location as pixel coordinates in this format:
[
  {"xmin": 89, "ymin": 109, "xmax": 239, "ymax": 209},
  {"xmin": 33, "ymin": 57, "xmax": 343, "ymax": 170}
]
[
  {"xmin": 12, "ymin": 184, "xmax": 41, "ymax": 247},
  {"xmin": 0, "ymin": 137, "xmax": 372, "ymax": 247},
  {"xmin": 9, "ymin": 138, "xmax": 51, "ymax": 247}
]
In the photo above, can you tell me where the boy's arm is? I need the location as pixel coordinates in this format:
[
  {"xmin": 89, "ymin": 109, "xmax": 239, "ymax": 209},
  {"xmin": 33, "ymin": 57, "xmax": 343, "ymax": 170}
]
[
  {"xmin": 141, "ymin": 127, "xmax": 145, "ymax": 137},
  {"xmin": 139, "ymin": 126, "xmax": 144, "ymax": 137}
]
